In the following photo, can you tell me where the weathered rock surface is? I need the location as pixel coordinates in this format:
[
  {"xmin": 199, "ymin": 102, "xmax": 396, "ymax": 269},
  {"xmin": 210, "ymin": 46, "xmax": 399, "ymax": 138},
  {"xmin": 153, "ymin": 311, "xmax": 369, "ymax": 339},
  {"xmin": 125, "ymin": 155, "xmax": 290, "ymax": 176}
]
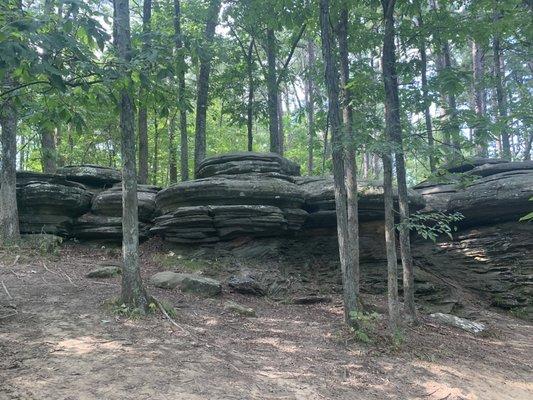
[
  {"xmin": 16, "ymin": 174, "xmax": 92, "ymax": 235},
  {"xmin": 297, "ymin": 176, "xmax": 425, "ymax": 229},
  {"xmin": 92, "ymin": 184, "xmax": 158, "ymax": 222},
  {"xmin": 71, "ymin": 213, "xmax": 152, "ymax": 241},
  {"xmin": 224, "ymin": 301, "xmax": 256, "ymax": 317},
  {"xmin": 196, "ymin": 152, "xmax": 300, "ymax": 179},
  {"xmin": 228, "ymin": 275, "xmax": 265, "ymax": 296},
  {"xmin": 86, "ymin": 265, "xmax": 122, "ymax": 278},
  {"xmin": 430, "ymin": 313, "xmax": 486, "ymax": 334},
  {"xmin": 57, "ymin": 164, "xmax": 121, "ymax": 189},
  {"xmin": 414, "ymin": 160, "xmax": 533, "ymax": 227},
  {"xmin": 156, "ymin": 175, "xmax": 305, "ymax": 214},
  {"xmin": 415, "ymin": 222, "xmax": 533, "ymax": 318},
  {"xmin": 149, "ymin": 271, "xmax": 222, "ymax": 296}
]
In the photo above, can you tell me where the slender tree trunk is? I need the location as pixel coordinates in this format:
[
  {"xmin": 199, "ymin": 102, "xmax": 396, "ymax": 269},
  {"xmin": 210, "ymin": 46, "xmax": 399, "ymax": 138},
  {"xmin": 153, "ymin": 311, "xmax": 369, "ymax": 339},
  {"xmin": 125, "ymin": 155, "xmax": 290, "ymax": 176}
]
[
  {"xmin": 306, "ymin": 40, "xmax": 315, "ymax": 174},
  {"xmin": 266, "ymin": 28, "xmax": 281, "ymax": 155},
  {"xmin": 246, "ymin": 38, "xmax": 254, "ymax": 152},
  {"xmin": 137, "ymin": 0, "xmax": 152, "ymax": 184},
  {"xmin": 277, "ymin": 92, "xmax": 284, "ymax": 153},
  {"xmin": 472, "ymin": 40, "xmax": 487, "ymax": 157},
  {"xmin": 493, "ymin": 28, "xmax": 510, "ymax": 159},
  {"xmin": 152, "ymin": 114, "xmax": 159, "ymax": 184},
  {"xmin": 169, "ymin": 115, "xmax": 177, "ymax": 184},
  {"xmin": 114, "ymin": 0, "xmax": 148, "ymax": 310},
  {"xmin": 523, "ymin": 133, "xmax": 532, "ymax": 161},
  {"xmin": 382, "ymin": 0, "xmax": 417, "ymax": 322},
  {"xmin": 0, "ymin": 73, "xmax": 20, "ymax": 243},
  {"xmin": 338, "ymin": 2, "xmax": 360, "ymax": 303},
  {"xmin": 173, "ymin": 0, "xmax": 189, "ymax": 181},
  {"xmin": 319, "ymin": 0, "xmax": 358, "ymax": 325},
  {"xmin": 193, "ymin": 0, "xmax": 221, "ymax": 172},
  {"xmin": 442, "ymin": 41, "xmax": 461, "ymax": 159},
  {"xmin": 382, "ymin": 153, "xmax": 400, "ymax": 331},
  {"xmin": 417, "ymin": 14, "xmax": 436, "ymax": 173}
]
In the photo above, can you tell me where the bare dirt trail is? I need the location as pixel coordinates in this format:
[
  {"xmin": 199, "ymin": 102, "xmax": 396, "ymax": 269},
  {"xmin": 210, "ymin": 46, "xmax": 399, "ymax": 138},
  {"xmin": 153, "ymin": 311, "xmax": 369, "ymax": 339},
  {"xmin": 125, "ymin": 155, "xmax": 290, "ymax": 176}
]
[{"xmin": 1, "ymin": 243, "xmax": 532, "ymax": 400}]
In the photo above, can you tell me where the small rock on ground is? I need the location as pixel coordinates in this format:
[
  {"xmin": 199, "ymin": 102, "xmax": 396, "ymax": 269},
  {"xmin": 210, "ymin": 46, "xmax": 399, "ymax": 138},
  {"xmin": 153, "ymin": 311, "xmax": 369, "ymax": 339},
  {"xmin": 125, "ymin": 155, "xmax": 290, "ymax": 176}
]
[
  {"xmin": 86, "ymin": 265, "xmax": 121, "ymax": 279},
  {"xmin": 224, "ymin": 301, "xmax": 256, "ymax": 317},
  {"xmin": 150, "ymin": 271, "xmax": 184, "ymax": 289},
  {"xmin": 228, "ymin": 275, "xmax": 265, "ymax": 296},
  {"xmin": 150, "ymin": 271, "xmax": 221, "ymax": 297},
  {"xmin": 430, "ymin": 312, "xmax": 486, "ymax": 334}
]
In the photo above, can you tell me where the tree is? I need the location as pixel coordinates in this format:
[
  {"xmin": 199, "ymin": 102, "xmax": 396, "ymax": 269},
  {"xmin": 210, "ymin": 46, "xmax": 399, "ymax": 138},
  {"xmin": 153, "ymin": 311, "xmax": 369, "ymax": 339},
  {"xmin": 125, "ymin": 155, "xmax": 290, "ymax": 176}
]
[
  {"xmin": 194, "ymin": 0, "xmax": 222, "ymax": 172},
  {"xmin": 0, "ymin": 73, "xmax": 20, "ymax": 244},
  {"xmin": 337, "ymin": 0, "xmax": 361, "ymax": 305},
  {"xmin": 305, "ymin": 39, "xmax": 316, "ymax": 174},
  {"xmin": 173, "ymin": 0, "xmax": 189, "ymax": 181},
  {"xmin": 319, "ymin": 0, "xmax": 358, "ymax": 325},
  {"xmin": 137, "ymin": 0, "xmax": 152, "ymax": 184},
  {"xmin": 381, "ymin": 0, "xmax": 417, "ymax": 322},
  {"xmin": 113, "ymin": 0, "xmax": 149, "ymax": 310}
]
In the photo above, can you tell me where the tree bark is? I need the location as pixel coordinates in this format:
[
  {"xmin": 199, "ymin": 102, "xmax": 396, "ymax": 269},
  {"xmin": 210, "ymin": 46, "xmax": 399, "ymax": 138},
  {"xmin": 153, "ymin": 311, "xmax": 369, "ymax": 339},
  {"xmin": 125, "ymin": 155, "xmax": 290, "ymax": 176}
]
[
  {"xmin": 306, "ymin": 40, "xmax": 315, "ymax": 174},
  {"xmin": 319, "ymin": 0, "xmax": 358, "ymax": 325},
  {"xmin": 169, "ymin": 115, "xmax": 177, "ymax": 184},
  {"xmin": 493, "ymin": 29, "xmax": 511, "ymax": 159},
  {"xmin": 472, "ymin": 40, "xmax": 488, "ymax": 157},
  {"xmin": 137, "ymin": 0, "xmax": 152, "ymax": 184},
  {"xmin": 523, "ymin": 133, "xmax": 532, "ymax": 161},
  {"xmin": 152, "ymin": 114, "xmax": 159, "ymax": 184},
  {"xmin": 417, "ymin": 13, "xmax": 436, "ymax": 173},
  {"xmin": 246, "ymin": 38, "xmax": 254, "ymax": 152},
  {"xmin": 382, "ymin": 0, "xmax": 417, "ymax": 322},
  {"xmin": 338, "ymin": 2, "xmax": 360, "ymax": 303},
  {"xmin": 113, "ymin": 0, "xmax": 149, "ymax": 310},
  {"xmin": 173, "ymin": 0, "xmax": 189, "ymax": 181},
  {"xmin": 193, "ymin": 0, "xmax": 221, "ymax": 173},
  {"xmin": 0, "ymin": 73, "xmax": 20, "ymax": 244},
  {"xmin": 266, "ymin": 28, "xmax": 281, "ymax": 155},
  {"xmin": 382, "ymin": 153, "xmax": 400, "ymax": 331}
]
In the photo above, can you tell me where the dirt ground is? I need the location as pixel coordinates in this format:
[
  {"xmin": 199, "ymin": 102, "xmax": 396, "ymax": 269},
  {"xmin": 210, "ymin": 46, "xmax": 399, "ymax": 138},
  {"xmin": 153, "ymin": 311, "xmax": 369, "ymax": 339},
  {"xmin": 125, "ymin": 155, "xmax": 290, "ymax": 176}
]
[{"xmin": 1, "ymin": 241, "xmax": 532, "ymax": 400}]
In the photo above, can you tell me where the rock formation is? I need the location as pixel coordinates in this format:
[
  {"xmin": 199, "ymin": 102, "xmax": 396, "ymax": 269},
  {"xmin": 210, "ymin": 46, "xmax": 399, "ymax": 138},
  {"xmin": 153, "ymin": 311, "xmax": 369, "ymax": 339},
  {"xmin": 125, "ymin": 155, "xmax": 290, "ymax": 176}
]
[
  {"xmin": 151, "ymin": 152, "xmax": 424, "ymax": 243},
  {"xmin": 57, "ymin": 164, "xmax": 122, "ymax": 190}
]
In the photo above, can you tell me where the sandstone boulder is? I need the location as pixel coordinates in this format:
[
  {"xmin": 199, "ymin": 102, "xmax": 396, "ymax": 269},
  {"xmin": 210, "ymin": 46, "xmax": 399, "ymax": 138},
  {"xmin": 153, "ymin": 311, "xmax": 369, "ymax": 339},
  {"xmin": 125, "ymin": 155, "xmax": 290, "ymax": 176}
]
[
  {"xmin": 92, "ymin": 184, "xmax": 159, "ymax": 222},
  {"xmin": 156, "ymin": 175, "xmax": 305, "ymax": 214},
  {"xmin": 71, "ymin": 213, "xmax": 151, "ymax": 241},
  {"xmin": 196, "ymin": 151, "xmax": 300, "ymax": 179},
  {"xmin": 16, "ymin": 176, "xmax": 92, "ymax": 236},
  {"xmin": 57, "ymin": 164, "xmax": 121, "ymax": 189}
]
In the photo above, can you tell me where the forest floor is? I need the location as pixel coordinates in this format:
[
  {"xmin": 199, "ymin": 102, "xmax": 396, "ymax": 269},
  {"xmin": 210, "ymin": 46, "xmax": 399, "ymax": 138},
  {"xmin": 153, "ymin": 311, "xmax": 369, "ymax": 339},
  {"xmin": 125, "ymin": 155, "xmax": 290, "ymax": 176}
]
[{"xmin": 0, "ymin": 241, "xmax": 532, "ymax": 400}]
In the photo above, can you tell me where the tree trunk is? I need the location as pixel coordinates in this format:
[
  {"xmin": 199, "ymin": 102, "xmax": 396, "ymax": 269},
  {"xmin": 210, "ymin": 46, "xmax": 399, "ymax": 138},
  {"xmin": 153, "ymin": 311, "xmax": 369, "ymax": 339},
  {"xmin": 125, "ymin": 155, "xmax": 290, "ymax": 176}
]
[
  {"xmin": 169, "ymin": 115, "xmax": 177, "ymax": 184},
  {"xmin": 113, "ymin": 0, "xmax": 149, "ymax": 310},
  {"xmin": 417, "ymin": 13, "xmax": 436, "ymax": 173},
  {"xmin": 382, "ymin": 0, "xmax": 417, "ymax": 322},
  {"xmin": 472, "ymin": 40, "xmax": 487, "ymax": 157},
  {"xmin": 193, "ymin": 0, "xmax": 221, "ymax": 173},
  {"xmin": 40, "ymin": 0, "xmax": 57, "ymax": 174},
  {"xmin": 493, "ymin": 30, "xmax": 510, "ymax": 159},
  {"xmin": 137, "ymin": 0, "xmax": 152, "ymax": 184},
  {"xmin": 246, "ymin": 38, "xmax": 254, "ymax": 152},
  {"xmin": 277, "ymin": 91, "xmax": 284, "ymax": 153},
  {"xmin": 0, "ymin": 73, "xmax": 21, "ymax": 244},
  {"xmin": 523, "ymin": 133, "xmax": 532, "ymax": 161},
  {"xmin": 306, "ymin": 40, "xmax": 315, "ymax": 175},
  {"xmin": 382, "ymin": 153, "xmax": 400, "ymax": 331},
  {"xmin": 173, "ymin": 0, "xmax": 189, "ymax": 181},
  {"xmin": 266, "ymin": 28, "xmax": 281, "ymax": 155},
  {"xmin": 319, "ymin": 0, "xmax": 358, "ymax": 325},
  {"xmin": 338, "ymin": 2, "xmax": 360, "ymax": 303},
  {"xmin": 442, "ymin": 41, "xmax": 461, "ymax": 159},
  {"xmin": 152, "ymin": 114, "xmax": 159, "ymax": 184}
]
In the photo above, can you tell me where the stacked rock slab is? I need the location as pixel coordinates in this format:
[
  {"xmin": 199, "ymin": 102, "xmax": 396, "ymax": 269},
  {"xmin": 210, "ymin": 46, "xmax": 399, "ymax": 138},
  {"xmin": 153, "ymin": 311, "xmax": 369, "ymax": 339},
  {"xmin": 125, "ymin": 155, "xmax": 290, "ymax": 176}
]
[
  {"xmin": 412, "ymin": 159, "xmax": 533, "ymax": 318},
  {"xmin": 57, "ymin": 164, "xmax": 121, "ymax": 192},
  {"xmin": 414, "ymin": 158, "xmax": 533, "ymax": 227},
  {"xmin": 152, "ymin": 152, "xmax": 425, "ymax": 243},
  {"xmin": 72, "ymin": 184, "xmax": 158, "ymax": 241},
  {"xmin": 153, "ymin": 152, "xmax": 306, "ymax": 243},
  {"xmin": 15, "ymin": 172, "xmax": 92, "ymax": 236}
]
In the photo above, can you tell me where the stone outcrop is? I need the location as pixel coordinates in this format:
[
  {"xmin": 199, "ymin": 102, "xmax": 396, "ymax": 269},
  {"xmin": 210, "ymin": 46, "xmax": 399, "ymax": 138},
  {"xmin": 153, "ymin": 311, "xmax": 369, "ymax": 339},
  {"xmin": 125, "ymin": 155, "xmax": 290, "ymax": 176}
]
[
  {"xmin": 57, "ymin": 164, "xmax": 121, "ymax": 190},
  {"xmin": 195, "ymin": 151, "xmax": 300, "ymax": 179},
  {"xmin": 16, "ymin": 173, "xmax": 92, "ymax": 236},
  {"xmin": 414, "ymin": 159, "xmax": 533, "ymax": 227},
  {"xmin": 72, "ymin": 184, "xmax": 158, "ymax": 241},
  {"xmin": 297, "ymin": 176, "xmax": 425, "ymax": 229},
  {"xmin": 152, "ymin": 152, "xmax": 425, "ymax": 243}
]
